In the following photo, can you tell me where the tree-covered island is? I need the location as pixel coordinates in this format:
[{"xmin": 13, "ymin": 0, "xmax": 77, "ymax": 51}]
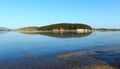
[{"xmin": 16, "ymin": 23, "xmax": 92, "ymax": 32}]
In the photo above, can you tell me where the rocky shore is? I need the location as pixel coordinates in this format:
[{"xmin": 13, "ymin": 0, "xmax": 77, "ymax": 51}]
[{"xmin": 56, "ymin": 45, "xmax": 120, "ymax": 69}]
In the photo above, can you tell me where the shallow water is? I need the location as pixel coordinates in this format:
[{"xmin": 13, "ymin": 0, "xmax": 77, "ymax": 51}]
[{"xmin": 0, "ymin": 31, "xmax": 120, "ymax": 69}]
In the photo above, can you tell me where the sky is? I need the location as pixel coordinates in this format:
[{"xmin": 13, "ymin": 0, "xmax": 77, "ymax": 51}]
[{"xmin": 0, "ymin": 0, "xmax": 120, "ymax": 29}]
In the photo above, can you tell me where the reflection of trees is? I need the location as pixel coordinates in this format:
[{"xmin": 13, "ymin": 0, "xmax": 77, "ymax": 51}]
[{"xmin": 21, "ymin": 31, "xmax": 92, "ymax": 38}]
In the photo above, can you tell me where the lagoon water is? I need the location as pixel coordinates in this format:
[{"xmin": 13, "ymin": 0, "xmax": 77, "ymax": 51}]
[{"xmin": 0, "ymin": 31, "xmax": 120, "ymax": 68}]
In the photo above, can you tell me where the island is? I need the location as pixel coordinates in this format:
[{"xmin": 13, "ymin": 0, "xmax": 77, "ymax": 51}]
[{"xmin": 15, "ymin": 23, "xmax": 92, "ymax": 33}]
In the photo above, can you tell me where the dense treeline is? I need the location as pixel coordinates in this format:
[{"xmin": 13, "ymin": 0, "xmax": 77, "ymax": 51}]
[
  {"xmin": 37, "ymin": 23, "xmax": 92, "ymax": 31},
  {"xmin": 16, "ymin": 23, "xmax": 92, "ymax": 31}
]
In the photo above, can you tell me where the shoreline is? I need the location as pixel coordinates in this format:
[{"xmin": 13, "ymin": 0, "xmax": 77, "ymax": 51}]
[{"xmin": 56, "ymin": 45, "xmax": 120, "ymax": 69}]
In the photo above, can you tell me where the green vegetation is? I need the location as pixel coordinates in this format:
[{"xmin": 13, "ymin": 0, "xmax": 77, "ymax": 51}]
[
  {"xmin": 16, "ymin": 23, "xmax": 92, "ymax": 31},
  {"xmin": 37, "ymin": 23, "xmax": 92, "ymax": 31}
]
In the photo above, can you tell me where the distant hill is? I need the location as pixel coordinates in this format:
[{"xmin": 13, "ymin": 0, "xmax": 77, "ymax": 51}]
[
  {"xmin": 94, "ymin": 28, "xmax": 120, "ymax": 31},
  {"xmin": 0, "ymin": 27, "xmax": 10, "ymax": 31},
  {"xmin": 16, "ymin": 23, "xmax": 92, "ymax": 31}
]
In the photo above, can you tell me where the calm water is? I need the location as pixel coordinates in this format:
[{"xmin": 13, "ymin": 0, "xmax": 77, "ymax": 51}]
[{"xmin": 0, "ymin": 31, "xmax": 120, "ymax": 67}]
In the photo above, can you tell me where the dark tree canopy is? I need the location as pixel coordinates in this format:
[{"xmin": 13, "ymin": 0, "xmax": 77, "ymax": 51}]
[
  {"xmin": 37, "ymin": 23, "xmax": 92, "ymax": 31},
  {"xmin": 16, "ymin": 23, "xmax": 92, "ymax": 31}
]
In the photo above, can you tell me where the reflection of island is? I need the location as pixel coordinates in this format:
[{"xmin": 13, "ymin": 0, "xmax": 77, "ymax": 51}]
[
  {"xmin": 16, "ymin": 23, "xmax": 92, "ymax": 38},
  {"xmin": 20, "ymin": 31, "xmax": 92, "ymax": 38}
]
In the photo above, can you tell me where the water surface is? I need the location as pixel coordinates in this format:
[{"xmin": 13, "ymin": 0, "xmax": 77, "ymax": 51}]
[{"xmin": 0, "ymin": 31, "xmax": 120, "ymax": 68}]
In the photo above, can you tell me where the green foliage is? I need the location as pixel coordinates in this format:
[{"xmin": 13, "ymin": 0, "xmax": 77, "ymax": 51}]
[
  {"xmin": 37, "ymin": 23, "xmax": 92, "ymax": 31},
  {"xmin": 16, "ymin": 23, "xmax": 92, "ymax": 31}
]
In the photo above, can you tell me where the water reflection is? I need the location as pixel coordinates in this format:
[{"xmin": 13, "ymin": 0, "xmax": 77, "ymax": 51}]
[
  {"xmin": 20, "ymin": 31, "xmax": 92, "ymax": 38},
  {"xmin": 0, "ymin": 31, "xmax": 7, "ymax": 34}
]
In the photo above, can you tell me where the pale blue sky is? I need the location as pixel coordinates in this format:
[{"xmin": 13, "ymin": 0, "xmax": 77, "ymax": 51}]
[{"xmin": 0, "ymin": 0, "xmax": 120, "ymax": 29}]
